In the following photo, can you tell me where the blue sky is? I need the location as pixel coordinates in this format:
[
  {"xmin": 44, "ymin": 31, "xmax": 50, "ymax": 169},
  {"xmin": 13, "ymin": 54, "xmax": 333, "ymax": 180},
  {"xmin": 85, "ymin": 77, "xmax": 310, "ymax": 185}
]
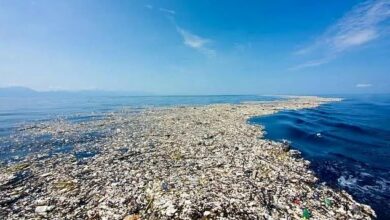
[{"xmin": 0, "ymin": 0, "xmax": 389, "ymax": 95}]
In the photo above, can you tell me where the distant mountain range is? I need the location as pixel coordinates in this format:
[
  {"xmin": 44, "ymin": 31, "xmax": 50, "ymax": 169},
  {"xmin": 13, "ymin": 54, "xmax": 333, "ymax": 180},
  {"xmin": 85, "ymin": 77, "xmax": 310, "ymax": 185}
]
[{"xmin": 0, "ymin": 86, "xmax": 153, "ymax": 97}]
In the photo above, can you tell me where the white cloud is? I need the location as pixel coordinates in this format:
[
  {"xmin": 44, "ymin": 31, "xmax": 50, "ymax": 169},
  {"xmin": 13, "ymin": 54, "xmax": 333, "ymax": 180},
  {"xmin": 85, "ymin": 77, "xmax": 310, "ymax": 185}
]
[
  {"xmin": 333, "ymin": 29, "xmax": 378, "ymax": 49},
  {"xmin": 293, "ymin": 0, "xmax": 390, "ymax": 69},
  {"xmin": 288, "ymin": 58, "xmax": 331, "ymax": 71},
  {"xmin": 176, "ymin": 27, "xmax": 216, "ymax": 57},
  {"xmin": 159, "ymin": 8, "xmax": 176, "ymax": 15},
  {"xmin": 356, "ymin": 83, "xmax": 372, "ymax": 88},
  {"xmin": 154, "ymin": 6, "xmax": 215, "ymax": 57}
]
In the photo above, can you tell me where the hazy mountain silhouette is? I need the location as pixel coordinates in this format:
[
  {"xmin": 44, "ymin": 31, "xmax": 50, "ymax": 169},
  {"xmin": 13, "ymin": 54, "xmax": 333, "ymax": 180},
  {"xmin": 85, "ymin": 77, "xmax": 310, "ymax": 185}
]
[{"xmin": 0, "ymin": 86, "xmax": 153, "ymax": 97}]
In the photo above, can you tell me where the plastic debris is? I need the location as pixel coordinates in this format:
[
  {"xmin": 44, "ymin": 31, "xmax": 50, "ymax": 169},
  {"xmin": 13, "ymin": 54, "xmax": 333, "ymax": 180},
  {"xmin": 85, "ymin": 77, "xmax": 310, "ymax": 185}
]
[
  {"xmin": 124, "ymin": 214, "xmax": 140, "ymax": 220},
  {"xmin": 302, "ymin": 208, "xmax": 311, "ymax": 219},
  {"xmin": 293, "ymin": 197, "xmax": 301, "ymax": 205},
  {"xmin": 0, "ymin": 96, "xmax": 376, "ymax": 219},
  {"xmin": 161, "ymin": 181, "xmax": 169, "ymax": 192},
  {"xmin": 324, "ymin": 197, "xmax": 333, "ymax": 207}
]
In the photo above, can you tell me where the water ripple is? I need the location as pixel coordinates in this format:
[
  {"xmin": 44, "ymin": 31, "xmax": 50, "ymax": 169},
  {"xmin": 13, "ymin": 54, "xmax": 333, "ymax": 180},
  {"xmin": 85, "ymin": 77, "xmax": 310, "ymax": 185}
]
[{"xmin": 250, "ymin": 95, "xmax": 390, "ymax": 220}]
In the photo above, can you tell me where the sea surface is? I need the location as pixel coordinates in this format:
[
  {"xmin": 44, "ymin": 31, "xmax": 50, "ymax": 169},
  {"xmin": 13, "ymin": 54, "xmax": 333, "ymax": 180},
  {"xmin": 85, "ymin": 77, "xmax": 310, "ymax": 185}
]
[
  {"xmin": 0, "ymin": 95, "xmax": 279, "ymax": 163},
  {"xmin": 1, "ymin": 94, "xmax": 389, "ymax": 219},
  {"xmin": 250, "ymin": 94, "xmax": 390, "ymax": 220},
  {"xmin": 0, "ymin": 95, "xmax": 278, "ymax": 137}
]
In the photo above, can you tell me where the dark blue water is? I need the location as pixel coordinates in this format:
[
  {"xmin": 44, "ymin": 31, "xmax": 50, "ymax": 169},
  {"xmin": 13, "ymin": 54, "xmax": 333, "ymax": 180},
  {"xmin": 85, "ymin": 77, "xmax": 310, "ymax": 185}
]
[{"xmin": 250, "ymin": 94, "xmax": 390, "ymax": 220}]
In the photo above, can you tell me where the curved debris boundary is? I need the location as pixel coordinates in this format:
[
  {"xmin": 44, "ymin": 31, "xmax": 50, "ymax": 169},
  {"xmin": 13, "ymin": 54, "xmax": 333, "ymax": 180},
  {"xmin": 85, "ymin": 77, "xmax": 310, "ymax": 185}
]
[{"xmin": 0, "ymin": 96, "xmax": 375, "ymax": 219}]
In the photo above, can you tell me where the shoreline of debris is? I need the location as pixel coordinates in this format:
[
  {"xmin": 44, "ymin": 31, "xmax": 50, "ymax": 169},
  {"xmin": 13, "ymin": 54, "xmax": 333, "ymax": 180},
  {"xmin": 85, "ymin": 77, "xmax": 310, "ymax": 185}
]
[{"xmin": 0, "ymin": 96, "xmax": 375, "ymax": 219}]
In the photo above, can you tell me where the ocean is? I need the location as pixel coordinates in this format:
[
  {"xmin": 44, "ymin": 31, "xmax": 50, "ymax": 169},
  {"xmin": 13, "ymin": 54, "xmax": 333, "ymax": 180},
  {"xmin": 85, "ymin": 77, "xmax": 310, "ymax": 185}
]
[
  {"xmin": 0, "ymin": 95, "xmax": 278, "ymax": 137},
  {"xmin": 1, "ymin": 94, "xmax": 389, "ymax": 219},
  {"xmin": 0, "ymin": 95, "xmax": 282, "ymax": 163},
  {"xmin": 250, "ymin": 94, "xmax": 390, "ymax": 219}
]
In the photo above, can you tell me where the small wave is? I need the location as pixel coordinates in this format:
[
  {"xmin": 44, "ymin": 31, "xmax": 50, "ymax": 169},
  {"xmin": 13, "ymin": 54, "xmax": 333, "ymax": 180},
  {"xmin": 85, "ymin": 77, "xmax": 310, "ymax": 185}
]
[
  {"xmin": 338, "ymin": 174, "xmax": 390, "ymax": 196},
  {"xmin": 328, "ymin": 152, "xmax": 361, "ymax": 163},
  {"xmin": 285, "ymin": 125, "xmax": 310, "ymax": 138},
  {"xmin": 254, "ymin": 96, "xmax": 390, "ymax": 219},
  {"xmin": 333, "ymin": 122, "xmax": 368, "ymax": 133},
  {"xmin": 338, "ymin": 175, "xmax": 358, "ymax": 187}
]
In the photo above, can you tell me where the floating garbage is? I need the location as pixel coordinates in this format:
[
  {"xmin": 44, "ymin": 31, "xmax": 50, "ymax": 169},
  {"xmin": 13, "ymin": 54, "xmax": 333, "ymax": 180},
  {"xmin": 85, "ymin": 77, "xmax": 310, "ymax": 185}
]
[
  {"xmin": 74, "ymin": 151, "xmax": 98, "ymax": 160},
  {"xmin": 293, "ymin": 197, "xmax": 301, "ymax": 205},
  {"xmin": 124, "ymin": 214, "xmax": 140, "ymax": 220},
  {"xmin": 324, "ymin": 197, "xmax": 333, "ymax": 207},
  {"xmin": 0, "ymin": 96, "xmax": 375, "ymax": 219},
  {"xmin": 161, "ymin": 181, "xmax": 169, "ymax": 192},
  {"xmin": 302, "ymin": 208, "xmax": 311, "ymax": 219}
]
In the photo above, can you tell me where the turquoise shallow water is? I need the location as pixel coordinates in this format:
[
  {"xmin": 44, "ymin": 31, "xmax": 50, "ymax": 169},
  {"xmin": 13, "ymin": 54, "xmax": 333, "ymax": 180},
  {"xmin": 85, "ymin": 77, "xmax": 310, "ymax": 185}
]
[{"xmin": 250, "ymin": 94, "xmax": 390, "ymax": 220}]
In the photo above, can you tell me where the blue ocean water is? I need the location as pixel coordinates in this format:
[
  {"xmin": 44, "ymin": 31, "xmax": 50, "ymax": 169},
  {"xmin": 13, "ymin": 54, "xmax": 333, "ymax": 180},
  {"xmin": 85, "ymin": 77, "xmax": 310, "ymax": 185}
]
[
  {"xmin": 0, "ymin": 95, "xmax": 278, "ymax": 137},
  {"xmin": 250, "ymin": 94, "xmax": 390, "ymax": 220},
  {"xmin": 1, "ymin": 94, "xmax": 389, "ymax": 218},
  {"xmin": 0, "ymin": 95, "xmax": 280, "ymax": 164}
]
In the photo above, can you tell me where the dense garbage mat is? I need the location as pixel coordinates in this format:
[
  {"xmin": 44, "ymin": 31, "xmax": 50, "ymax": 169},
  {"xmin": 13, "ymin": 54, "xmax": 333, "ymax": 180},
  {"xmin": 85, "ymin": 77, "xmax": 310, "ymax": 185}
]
[{"xmin": 0, "ymin": 97, "xmax": 375, "ymax": 219}]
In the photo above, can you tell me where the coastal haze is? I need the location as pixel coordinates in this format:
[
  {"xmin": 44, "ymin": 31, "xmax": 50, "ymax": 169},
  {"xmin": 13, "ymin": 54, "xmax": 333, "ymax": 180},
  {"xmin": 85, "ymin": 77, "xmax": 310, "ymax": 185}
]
[{"xmin": 1, "ymin": 0, "xmax": 390, "ymax": 220}]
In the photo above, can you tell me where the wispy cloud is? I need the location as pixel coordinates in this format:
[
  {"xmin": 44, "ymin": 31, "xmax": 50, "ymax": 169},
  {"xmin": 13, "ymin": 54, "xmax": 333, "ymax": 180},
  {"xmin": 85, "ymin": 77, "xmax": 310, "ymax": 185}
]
[
  {"xmin": 150, "ymin": 5, "xmax": 215, "ymax": 57},
  {"xmin": 176, "ymin": 27, "xmax": 216, "ymax": 57},
  {"xmin": 356, "ymin": 83, "xmax": 372, "ymax": 88},
  {"xmin": 288, "ymin": 58, "xmax": 331, "ymax": 71},
  {"xmin": 292, "ymin": 0, "xmax": 390, "ymax": 70},
  {"xmin": 159, "ymin": 8, "xmax": 176, "ymax": 15}
]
